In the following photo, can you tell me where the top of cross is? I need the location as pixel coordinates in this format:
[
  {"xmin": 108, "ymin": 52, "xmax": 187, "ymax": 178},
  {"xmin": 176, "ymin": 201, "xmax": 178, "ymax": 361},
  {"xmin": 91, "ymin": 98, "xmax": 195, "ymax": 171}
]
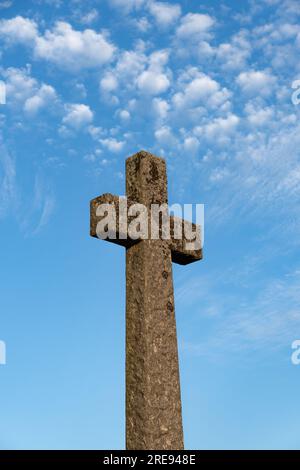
[{"xmin": 90, "ymin": 150, "xmax": 203, "ymax": 265}]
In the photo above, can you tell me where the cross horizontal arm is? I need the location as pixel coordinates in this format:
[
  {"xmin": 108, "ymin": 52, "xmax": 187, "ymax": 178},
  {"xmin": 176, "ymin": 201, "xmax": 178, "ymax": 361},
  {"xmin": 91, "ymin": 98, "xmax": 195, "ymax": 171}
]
[
  {"xmin": 170, "ymin": 216, "xmax": 202, "ymax": 265},
  {"xmin": 90, "ymin": 193, "xmax": 203, "ymax": 264},
  {"xmin": 90, "ymin": 193, "xmax": 137, "ymax": 249}
]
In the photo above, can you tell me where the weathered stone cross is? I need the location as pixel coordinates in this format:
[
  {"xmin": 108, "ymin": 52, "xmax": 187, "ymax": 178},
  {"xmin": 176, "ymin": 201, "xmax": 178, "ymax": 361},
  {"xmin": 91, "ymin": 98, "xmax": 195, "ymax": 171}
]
[{"xmin": 90, "ymin": 150, "xmax": 202, "ymax": 450}]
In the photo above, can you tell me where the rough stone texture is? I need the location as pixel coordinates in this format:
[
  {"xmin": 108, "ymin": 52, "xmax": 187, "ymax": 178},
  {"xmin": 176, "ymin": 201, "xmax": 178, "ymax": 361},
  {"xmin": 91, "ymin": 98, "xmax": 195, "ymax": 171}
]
[
  {"xmin": 126, "ymin": 238, "xmax": 183, "ymax": 450},
  {"xmin": 90, "ymin": 160, "xmax": 203, "ymax": 264},
  {"xmin": 90, "ymin": 150, "xmax": 202, "ymax": 450},
  {"xmin": 90, "ymin": 193, "xmax": 136, "ymax": 249},
  {"xmin": 170, "ymin": 216, "xmax": 202, "ymax": 265},
  {"xmin": 126, "ymin": 151, "xmax": 169, "ymax": 207},
  {"xmin": 126, "ymin": 151, "xmax": 183, "ymax": 450}
]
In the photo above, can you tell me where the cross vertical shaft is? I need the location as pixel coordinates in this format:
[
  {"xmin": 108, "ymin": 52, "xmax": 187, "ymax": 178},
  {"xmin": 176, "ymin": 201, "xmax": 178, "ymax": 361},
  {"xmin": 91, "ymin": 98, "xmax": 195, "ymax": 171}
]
[
  {"xmin": 90, "ymin": 150, "xmax": 202, "ymax": 450},
  {"xmin": 125, "ymin": 153, "xmax": 183, "ymax": 450}
]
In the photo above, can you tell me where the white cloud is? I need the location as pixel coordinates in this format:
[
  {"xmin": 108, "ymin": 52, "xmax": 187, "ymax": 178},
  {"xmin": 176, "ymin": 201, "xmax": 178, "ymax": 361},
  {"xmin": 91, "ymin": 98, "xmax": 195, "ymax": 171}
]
[
  {"xmin": 181, "ymin": 269, "xmax": 300, "ymax": 357},
  {"xmin": 209, "ymin": 167, "xmax": 230, "ymax": 183},
  {"xmin": 0, "ymin": 17, "xmax": 116, "ymax": 71},
  {"xmin": 24, "ymin": 84, "xmax": 57, "ymax": 115},
  {"xmin": 102, "ymin": 47, "xmax": 171, "ymax": 101},
  {"xmin": 183, "ymin": 136, "xmax": 200, "ymax": 153},
  {"xmin": 176, "ymin": 13, "xmax": 214, "ymax": 40},
  {"xmin": 119, "ymin": 109, "xmax": 130, "ymax": 121},
  {"xmin": 148, "ymin": 1, "xmax": 181, "ymax": 27},
  {"xmin": 216, "ymin": 32, "xmax": 251, "ymax": 70},
  {"xmin": 197, "ymin": 40, "xmax": 214, "ymax": 60},
  {"xmin": 133, "ymin": 17, "xmax": 150, "ymax": 32},
  {"xmin": 32, "ymin": 193, "xmax": 55, "ymax": 234},
  {"xmin": 155, "ymin": 125, "xmax": 177, "ymax": 146},
  {"xmin": 206, "ymin": 114, "xmax": 240, "ymax": 137},
  {"xmin": 245, "ymin": 103, "xmax": 274, "ymax": 126},
  {"xmin": 2, "ymin": 67, "xmax": 57, "ymax": 114},
  {"xmin": 194, "ymin": 114, "xmax": 240, "ymax": 143},
  {"xmin": 63, "ymin": 103, "xmax": 93, "ymax": 129},
  {"xmin": 152, "ymin": 97, "xmax": 169, "ymax": 120},
  {"xmin": 3, "ymin": 67, "xmax": 37, "ymax": 105},
  {"xmin": 0, "ymin": 16, "xmax": 38, "ymax": 43},
  {"xmin": 280, "ymin": 165, "xmax": 300, "ymax": 192},
  {"xmin": 35, "ymin": 22, "xmax": 115, "ymax": 70},
  {"xmin": 148, "ymin": 49, "xmax": 169, "ymax": 68},
  {"xmin": 236, "ymin": 70, "xmax": 277, "ymax": 96},
  {"xmin": 136, "ymin": 49, "xmax": 170, "ymax": 95},
  {"xmin": 109, "ymin": 0, "xmax": 145, "ymax": 12},
  {"xmin": 29, "ymin": 175, "xmax": 55, "ymax": 235},
  {"xmin": 79, "ymin": 9, "xmax": 99, "ymax": 25},
  {"xmin": 17, "ymin": 172, "xmax": 56, "ymax": 236},
  {"xmin": 254, "ymin": 21, "xmax": 300, "ymax": 43},
  {"xmin": 183, "ymin": 75, "xmax": 218, "ymax": 99},
  {"xmin": 115, "ymin": 49, "xmax": 147, "ymax": 81},
  {"xmin": 100, "ymin": 137, "xmax": 125, "ymax": 152},
  {"xmin": 100, "ymin": 73, "xmax": 118, "ymax": 92},
  {"xmin": 137, "ymin": 70, "xmax": 170, "ymax": 95},
  {"xmin": 172, "ymin": 73, "xmax": 230, "ymax": 110}
]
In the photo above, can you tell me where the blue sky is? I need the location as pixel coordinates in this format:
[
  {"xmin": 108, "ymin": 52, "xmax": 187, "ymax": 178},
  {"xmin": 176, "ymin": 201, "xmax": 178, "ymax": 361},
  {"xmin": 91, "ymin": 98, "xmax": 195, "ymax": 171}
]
[{"xmin": 0, "ymin": 0, "xmax": 300, "ymax": 450}]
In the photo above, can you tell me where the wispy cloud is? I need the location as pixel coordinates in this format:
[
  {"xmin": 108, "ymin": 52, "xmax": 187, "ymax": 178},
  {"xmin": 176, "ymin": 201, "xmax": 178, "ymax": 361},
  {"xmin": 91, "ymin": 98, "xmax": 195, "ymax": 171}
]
[
  {"xmin": 0, "ymin": 138, "xmax": 16, "ymax": 218},
  {"xmin": 178, "ymin": 266, "xmax": 300, "ymax": 360},
  {"xmin": 20, "ymin": 172, "xmax": 55, "ymax": 236}
]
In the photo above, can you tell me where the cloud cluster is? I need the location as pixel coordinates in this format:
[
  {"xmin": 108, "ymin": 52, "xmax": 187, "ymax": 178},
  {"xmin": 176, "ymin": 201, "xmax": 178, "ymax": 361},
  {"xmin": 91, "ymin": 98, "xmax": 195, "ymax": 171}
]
[
  {"xmin": 148, "ymin": 1, "xmax": 181, "ymax": 27},
  {"xmin": 0, "ymin": 16, "xmax": 37, "ymax": 42},
  {"xmin": 0, "ymin": 0, "xmax": 300, "ymax": 372},
  {"xmin": 236, "ymin": 69, "xmax": 277, "ymax": 96},
  {"xmin": 2, "ymin": 67, "xmax": 57, "ymax": 114},
  {"xmin": 0, "ymin": 16, "xmax": 115, "ymax": 70},
  {"xmin": 176, "ymin": 13, "xmax": 215, "ymax": 40},
  {"xmin": 35, "ymin": 22, "xmax": 115, "ymax": 70},
  {"xmin": 137, "ymin": 50, "xmax": 170, "ymax": 95},
  {"xmin": 99, "ymin": 47, "xmax": 171, "ymax": 103},
  {"xmin": 172, "ymin": 71, "xmax": 230, "ymax": 110},
  {"xmin": 62, "ymin": 103, "xmax": 94, "ymax": 129}
]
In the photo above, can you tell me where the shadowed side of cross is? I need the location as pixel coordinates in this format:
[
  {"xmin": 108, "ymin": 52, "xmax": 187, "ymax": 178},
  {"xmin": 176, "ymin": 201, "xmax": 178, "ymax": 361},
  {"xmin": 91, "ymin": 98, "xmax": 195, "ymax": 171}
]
[{"xmin": 90, "ymin": 150, "xmax": 203, "ymax": 450}]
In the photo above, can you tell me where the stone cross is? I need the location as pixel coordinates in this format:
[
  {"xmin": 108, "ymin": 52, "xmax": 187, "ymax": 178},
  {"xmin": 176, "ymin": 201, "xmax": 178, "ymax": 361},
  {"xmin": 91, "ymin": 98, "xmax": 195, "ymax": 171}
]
[{"xmin": 90, "ymin": 150, "xmax": 202, "ymax": 450}]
